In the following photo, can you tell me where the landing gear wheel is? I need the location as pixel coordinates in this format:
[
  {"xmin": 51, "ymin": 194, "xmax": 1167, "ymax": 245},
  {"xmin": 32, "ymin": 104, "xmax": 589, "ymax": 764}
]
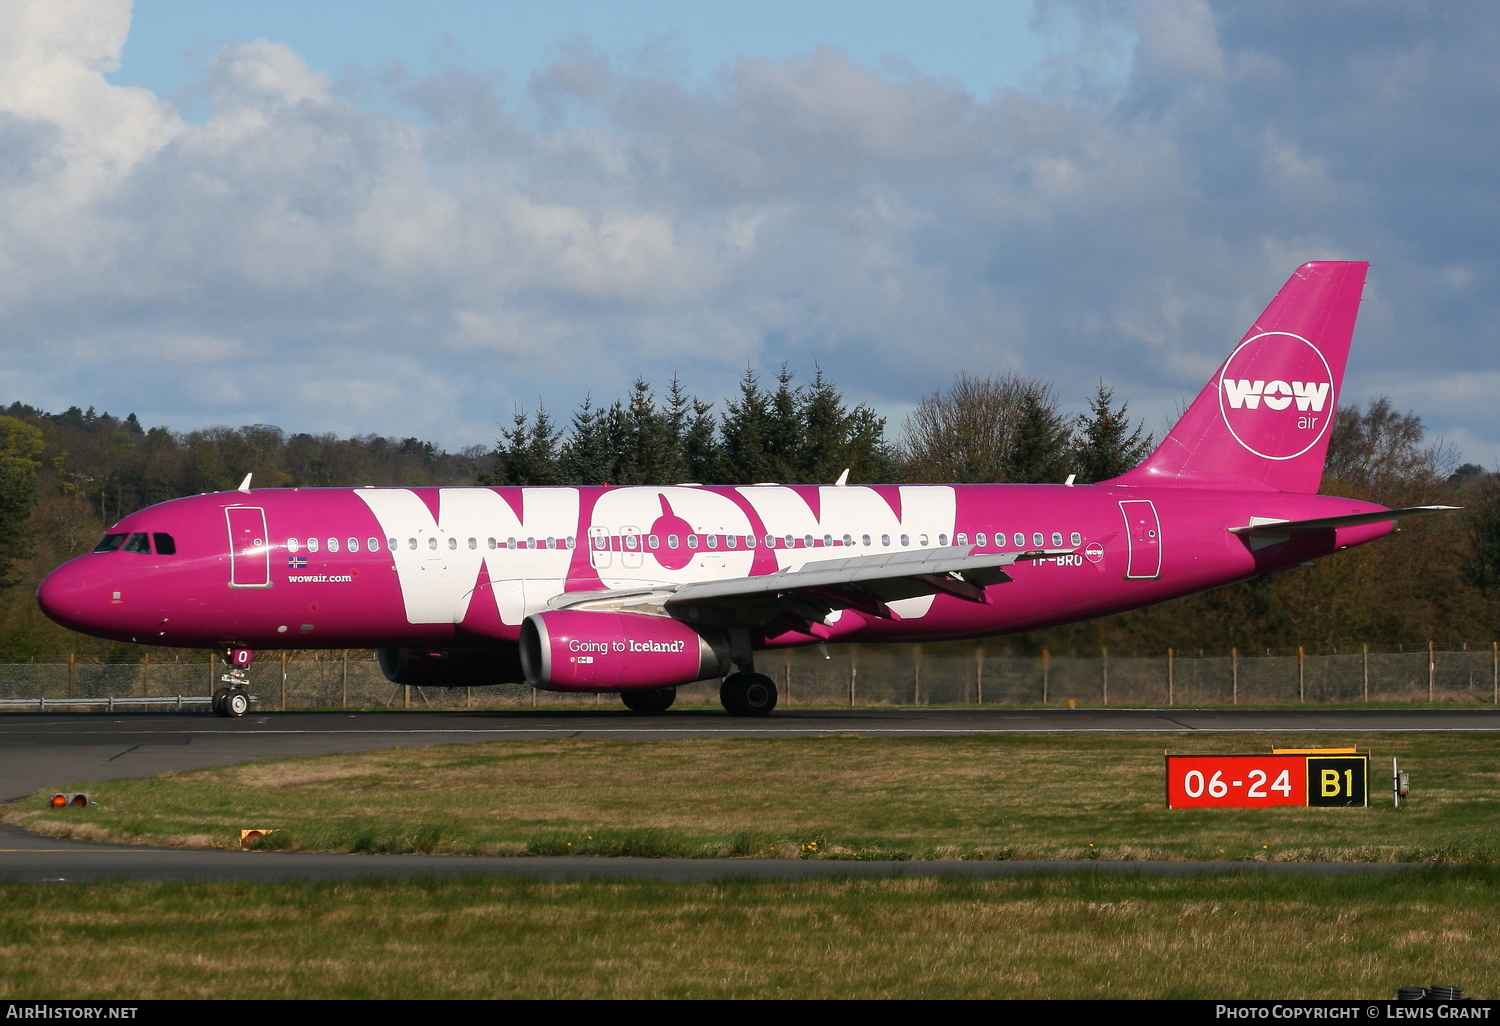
[
  {"xmin": 720, "ymin": 672, "xmax": 777, "ymax": 717},
  {"xmin": 620, "ymin": 688, "xmax": 676, "ymax": 713},
  {"xmin": 224, "ymin": 689, "xmax": 250, "ymax": 718},
  {"xmin": 212, "ymin": 687, "xmax": 230, "ymax": 717}
]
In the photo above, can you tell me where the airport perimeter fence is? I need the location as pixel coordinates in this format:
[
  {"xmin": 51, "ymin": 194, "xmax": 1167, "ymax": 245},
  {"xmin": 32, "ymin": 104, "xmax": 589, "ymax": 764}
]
[{"xmin": 0, "ymin": 642, "xmax": 1497, "ymax": 710}]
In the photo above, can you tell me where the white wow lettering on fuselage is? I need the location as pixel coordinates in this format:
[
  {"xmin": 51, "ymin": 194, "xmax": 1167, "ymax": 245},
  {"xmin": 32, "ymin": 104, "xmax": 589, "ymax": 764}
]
[{"xmin": 1221, "ymin": 379, "xmax": 1330, "ymax": 412}]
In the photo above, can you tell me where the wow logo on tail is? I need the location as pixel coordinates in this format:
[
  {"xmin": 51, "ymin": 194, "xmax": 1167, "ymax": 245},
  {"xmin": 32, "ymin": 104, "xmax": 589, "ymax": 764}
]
[{"xmin": 1217, "ymin": 331, "xmax": 1336, "ymax": 461}]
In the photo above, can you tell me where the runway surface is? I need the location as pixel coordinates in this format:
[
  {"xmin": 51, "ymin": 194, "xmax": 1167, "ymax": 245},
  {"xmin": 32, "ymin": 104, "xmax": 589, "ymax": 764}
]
[
  {"xmin": 2, "ymin": 706, "xmax": 1494, "ymax": 882},
  {"xmin": 4, "ymin": 705, "xmax": 1498, "ymax": 801},
  {"xmin": 0, "ymin": 822, "xmax": 1445, "ymax": 883}
]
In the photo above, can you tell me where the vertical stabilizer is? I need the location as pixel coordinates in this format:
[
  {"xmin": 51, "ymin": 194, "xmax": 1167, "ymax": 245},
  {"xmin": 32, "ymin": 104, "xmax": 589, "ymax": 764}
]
[{"xmin": 1111, "ymin": 261, "xmax": 1368, "ymax": 493}]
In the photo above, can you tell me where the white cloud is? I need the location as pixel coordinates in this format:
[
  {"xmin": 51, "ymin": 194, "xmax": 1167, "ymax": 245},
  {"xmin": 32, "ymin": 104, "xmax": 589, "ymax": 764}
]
[{"xmin": 0, "ymin": 0, "xmax": 1496, "ymax": 468}]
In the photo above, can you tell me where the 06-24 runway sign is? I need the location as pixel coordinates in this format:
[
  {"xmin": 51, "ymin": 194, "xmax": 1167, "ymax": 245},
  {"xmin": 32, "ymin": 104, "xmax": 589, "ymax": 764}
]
[{"xmin": 1166, "ymin": 751, "xmax": 1368, "ymax": 808}]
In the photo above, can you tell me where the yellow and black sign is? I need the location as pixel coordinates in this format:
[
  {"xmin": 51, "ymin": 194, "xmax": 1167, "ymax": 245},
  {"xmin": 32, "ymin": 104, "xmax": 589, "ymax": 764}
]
[{"xmin": 1305, "ymin": 755, "xmax": 1367, "ymax": 807}]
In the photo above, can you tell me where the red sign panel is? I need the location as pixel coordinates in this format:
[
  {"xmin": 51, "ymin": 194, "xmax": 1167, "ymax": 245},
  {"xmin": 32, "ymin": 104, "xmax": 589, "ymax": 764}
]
[{"xmin": 1166, "ymin": 755, "xmax": 1308, "ymax": 808}]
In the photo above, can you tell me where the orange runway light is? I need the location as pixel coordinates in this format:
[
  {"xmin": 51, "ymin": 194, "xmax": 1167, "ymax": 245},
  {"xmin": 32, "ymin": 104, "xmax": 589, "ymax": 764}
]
[{"xmin": 49, "ymin": 793, "xmax": 89, "ymax": 808}]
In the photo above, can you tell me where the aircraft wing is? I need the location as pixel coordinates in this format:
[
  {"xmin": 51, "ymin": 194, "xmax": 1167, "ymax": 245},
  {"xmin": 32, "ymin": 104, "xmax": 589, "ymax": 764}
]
[
  {"xmin": 548, "ymin": 546, "xmax": 1073, "ymax": 631},
  {"xmin": 1228, "ymin": 505, "xmax": 1460, "ymax": 536}
]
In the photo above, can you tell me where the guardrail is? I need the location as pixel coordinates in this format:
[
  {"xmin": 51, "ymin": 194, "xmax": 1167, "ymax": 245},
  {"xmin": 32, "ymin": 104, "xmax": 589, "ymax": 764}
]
[{"xmin": 0, "ymin": 695, "xmax": 259, "ymax": 711}]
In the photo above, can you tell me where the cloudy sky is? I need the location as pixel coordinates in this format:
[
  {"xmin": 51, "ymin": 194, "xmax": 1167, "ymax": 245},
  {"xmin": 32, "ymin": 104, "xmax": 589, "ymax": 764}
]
[{"xmin": 2, "ymin": 0, "xmax": 1497, "ymax": 465}]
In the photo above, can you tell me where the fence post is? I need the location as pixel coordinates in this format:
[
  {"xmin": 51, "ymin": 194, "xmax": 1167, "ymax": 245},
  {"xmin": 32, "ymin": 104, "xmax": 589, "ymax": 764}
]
[
  {"xmin": 1232, "ymin": 647, "xmax": 1238, "ymax": 706},
  {"xmin": 1297, "ymin": 646, "xmax": 1304, "ymax": 703},
  {"xmin": 342, "ymin": 650, "xmax": 348, "ymax": 708},
  {"xmin": 1428, "ymin": 640, "xmax": 1435, "ymax": 703},
  {"xmin": 141, "ymin": 651, "xmax": 149, "ymax": 697},
  {"xmin": 785, "ymin": 657, "xmax": 792, "ymax": 705},
  {"xmin": 280, "ymin": 650, "xmax": 287, "ymax": 711},
  {"xmin": 1167, "ymin": 648, "xmax": 1174, "ymax": 706},
  {"xmin": 207, "ymin": 650, "xmax": 215, "ymax": 696},
  {"xmin": 850, "ymin": 649, "xmax": 857, "ymax": 707},
  {"xmin": 913, "ymin": 645, "xmax": 922, "ymax": 705},
  {"xmin": 975, "ymin": 645, "xmax": 984, "ymax": 705},
  {"xmin": 1042, "ymin": 647, "xmax": 1050, "ymax": 704},
  {"xmin": 1102, "ymin": 647, "xmax": 1109, "ymax": 706},
  {"xmin": 1363, "ymin": 643, "xmax": 1369, "ymax": 702},
  {"xmin": 67, "ymin": 652, "xmax": 74, "ymax": 699},
  {"xmin": 1493, "ymin": 641, "xmax": 1497, "ymax": 705}
]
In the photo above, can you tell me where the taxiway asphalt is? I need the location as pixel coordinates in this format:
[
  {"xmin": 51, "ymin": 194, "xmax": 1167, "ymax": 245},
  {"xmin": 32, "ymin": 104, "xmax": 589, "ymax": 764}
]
[
  {"xmin": 3, "ymin": 705, "xmax": 1498, "ymax": 802},
  {"xmin": 2, "ymin": 706, "xmax": 1494, "ymax": 882}
]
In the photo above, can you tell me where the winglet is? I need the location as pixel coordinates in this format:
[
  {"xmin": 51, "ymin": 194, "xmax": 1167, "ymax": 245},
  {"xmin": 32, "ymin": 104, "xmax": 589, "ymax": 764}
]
[
  {"xmin": 834, "ymin": 469, "xmax": 850, "ymax": 487},
  {"xmin": 238, "ymin": 473, "xmax": 253, "ymax": 494}
]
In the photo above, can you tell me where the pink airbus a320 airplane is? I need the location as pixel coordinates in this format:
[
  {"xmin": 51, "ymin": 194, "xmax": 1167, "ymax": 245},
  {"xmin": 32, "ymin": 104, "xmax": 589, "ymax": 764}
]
[{"xmin": 37, "ymin": 262, "xmax": 1454, "ymax": 717}]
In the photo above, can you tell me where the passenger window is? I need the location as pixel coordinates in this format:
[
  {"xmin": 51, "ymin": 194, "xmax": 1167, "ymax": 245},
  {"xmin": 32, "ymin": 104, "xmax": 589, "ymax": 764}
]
[
  {"xmin": 803, "ymin": 535, "xmax": 814, "ymax": 548},
  {"xmin": 1013, "ymin": 532, "xmax": 1024, "ymax": 547},
  {"xmin": 427, "ymin": 537, "xmax": 438, "ymax": 550},
  {"xmin": 287, "ymin": 538, "xmax": 301, "ymax": 554},
  {"xmin": 668, "ymin": 535, "xmax": 679, "ymax": 549},
  {"xmin": 900, "ymin": 534, "xmax": 910, "ymax": 546},
  {"xmin": 526, "ymin": 537, "xmax": 536, "ymax": 549},
  {"xmin": 764, "ymin": 535, "xmax": 775, "ymax": 548},
  {"xmin": 823, "ymin": 534, "xmax": 832, "ymax": 547},
  {"xmin": 387, "ymin": 538, "xmax": 397, "ymax": 551},
  {"xmin": 507, "ymin": 537, "xmax": 517, "ymax": 549},
  {"xmin": 956, "ymin": 533, "xmax": 968, "ymax": 546},
  {"xmin": 918, "ymin": 534, "xmax": 928, "ymax": 546},
  {"xmin": 1051, "ymin": 532, "xmax": 1063, "ymax": 546},
  {"xmin": 309, "ymin": 538, "xmax": 320, "ymax": 553},
  {"xmin": 648, "ymin": 535, "xmax": 660, "ymax": 549},
  {"xmin": 687, "ymin": 535, "xmax": 699, "ymax": 549},
  {"xmin": 123, "ymin": 533, "xmax": 151, "ymax": 554},
  {"xmin": 976, "ymin": 532, "xmax": 986, "ymax": 546},
  {"xmin": 1070, "ymin": 532, "xmax": 1082, "ymax": 546},
  {"xmin": 625, "ymin": 535, "xmax": 638, "ymax": 550},
  {"xmin": 487, "ymin": 538, "xmax": 496, "ymax": 549},
  {"xmin": 842, "ymin": 534, "xmax": 852, "ymax": 546},
  {"xmin": 707, "ymin": 535, "xmax": 718, "ymax": 549},
  {"xmin": 726, "ymin": 536, "xmax": 738, "ymax": 549},
  {"xmin": 347, "ymin": 538, "xmax": 358, "ymax": 553},
  {"xmin": 547, "ymin": 537, "xmax": 556, "ymax": 550},
  {"xmin": 447, "ymin": 537, "xmax": 457, "ymax": 550},
  {"xmin": 368, "ymin": 538, "xmax": 379, "ymax": 552},
  {"xmin": 327, "ymin": 538, "xmax": 340, "ymax": 553},
  {"xmin": 1032, "ymin": 532, "xmax": 1044, "ymax": 547},
  {"xmin": 566, "ymin": 537, "xmax": 576, "ymax": 549},
  {"xmin": 93, "ymin": 533, "xmax": 127, "ymax": 553},
  {"xmin": 861, "ymin": 534, "xmax": 871, "ymax": 546},
  {"xmin": 938, "ymin": 534, "xmax": 948, "ymax": 546},
  {"xmin": 467, "ymin": 538, "xmax": 476, "ymax": 550},
  {"xmin": 153, "ymin": 533, "xmax": 176, "ymax": 555},
  {"xmin": 881, "ymin": 534, "xmax": 890, "ymax": 546},
  {"xmin": 407, "ymin": 538, "xmax": 416, "ymax": 550},
  {"xmin": 784, "ymin": 535, "xmax": 795, "ymax": 548},
  {"xmin": 746, "ymin": 535, "xmax": 757, "ymax": 548}
]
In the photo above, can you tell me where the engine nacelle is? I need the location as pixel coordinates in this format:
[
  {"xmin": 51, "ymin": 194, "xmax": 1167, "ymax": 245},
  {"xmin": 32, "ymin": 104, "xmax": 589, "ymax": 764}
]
[
  {"xmin": 519, "ymin": 610, "xmax": 729, "ymax": 691},
  {"xmin": 377, "ymin": 646, "xmax": 525, "ymax": 687}
]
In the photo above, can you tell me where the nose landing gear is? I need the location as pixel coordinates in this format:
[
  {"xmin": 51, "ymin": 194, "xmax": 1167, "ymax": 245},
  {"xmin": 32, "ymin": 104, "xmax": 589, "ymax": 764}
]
[{"xmin": 212, "ymin": 647, "xmax": 254, "ymax": 718}]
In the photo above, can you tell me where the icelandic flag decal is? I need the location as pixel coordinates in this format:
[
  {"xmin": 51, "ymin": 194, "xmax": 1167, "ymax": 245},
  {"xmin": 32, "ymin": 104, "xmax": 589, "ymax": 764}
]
[{"xmin": 287, "ymin": 556, "xmax": 308, "ymax": 569}]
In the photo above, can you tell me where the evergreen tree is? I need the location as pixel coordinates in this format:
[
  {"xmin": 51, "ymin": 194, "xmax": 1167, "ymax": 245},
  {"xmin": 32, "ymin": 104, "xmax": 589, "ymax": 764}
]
[
  {"xmin": 1070, "ymin": 382, "xmax": 1153, "ymax": 483},
  {"xmin": 1001, "ymin": 386, "xmax": 1071, "ymax": 484},
  {"xmin": 557, "ymin": 396, "xmax": 614, "ymax": 485},
  {"xmin": 0, "ymin": 417, "xmax": 42, "ymax": 586},
  {"xmin": 486, "ymin": 406, "xmax": 562, "ymax": 485},
  {"xmin": 717, "ymin": 368, "xmax": 777, "ymax": 483}
]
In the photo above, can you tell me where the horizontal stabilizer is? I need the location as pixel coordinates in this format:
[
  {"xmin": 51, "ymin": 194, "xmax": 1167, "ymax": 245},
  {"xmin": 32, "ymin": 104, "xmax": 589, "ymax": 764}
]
[{"xmin": 1228, "ymin": 506, "xmax": 1460, "ymax": 537}]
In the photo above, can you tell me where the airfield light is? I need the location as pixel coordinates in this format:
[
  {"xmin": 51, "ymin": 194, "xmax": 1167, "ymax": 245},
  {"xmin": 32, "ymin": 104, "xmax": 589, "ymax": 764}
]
[{"xmin": 49, "ymin": 793, "xmax": 89, "ymax": 808}]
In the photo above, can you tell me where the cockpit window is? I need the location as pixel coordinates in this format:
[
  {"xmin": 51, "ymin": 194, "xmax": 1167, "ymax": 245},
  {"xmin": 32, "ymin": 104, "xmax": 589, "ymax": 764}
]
[
  {"xmin": 153, "ymin": 533, "xmax": 177, "ymax": 555},
  {"xmin": 122, "ymin": 533, "xmax": 151, "ymax": 554},
  {"xmin": 92, "ymin": 533, "xmax": 127, "ymax": 553}
]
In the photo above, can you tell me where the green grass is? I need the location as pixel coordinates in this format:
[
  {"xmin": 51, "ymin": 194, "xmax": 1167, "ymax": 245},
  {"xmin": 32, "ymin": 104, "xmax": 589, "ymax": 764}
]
[
  {"xmin": 0, "ymin": 871, "xmax": 1496, "ymax": 998},
  {"xmin": 7, "ymin": 733, "xmax": 1499, "ymax": 861}
]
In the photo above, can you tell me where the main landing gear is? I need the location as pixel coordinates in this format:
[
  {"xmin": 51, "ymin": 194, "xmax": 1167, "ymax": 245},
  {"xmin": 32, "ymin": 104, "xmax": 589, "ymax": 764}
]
[
  {"xmin": 620, "ymin": 687, "xmax": 677, "ymax": 713},
  {"xmin": 720, "ymin": 672, "xmax": 777, "ymax": 717},
  {"xmin": 212, "ymin": 647, "xmax": 254, "ymax": 718}
]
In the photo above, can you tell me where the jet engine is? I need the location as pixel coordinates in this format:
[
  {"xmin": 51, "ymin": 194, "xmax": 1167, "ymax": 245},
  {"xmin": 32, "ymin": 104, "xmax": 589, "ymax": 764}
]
[
  {"xmin": 376, "ymin": 645, "xmax": 525, "ymax": 687},
  {"xmin": 519, "ymin": 610, "xmax": 730, "ymax": 691}
]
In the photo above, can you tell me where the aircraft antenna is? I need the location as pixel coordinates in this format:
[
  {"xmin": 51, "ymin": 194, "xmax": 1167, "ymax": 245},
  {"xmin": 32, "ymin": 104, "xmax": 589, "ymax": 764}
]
[{"xmin": 238, "ymin": 473, "xmax": 253, "ymax": 493}]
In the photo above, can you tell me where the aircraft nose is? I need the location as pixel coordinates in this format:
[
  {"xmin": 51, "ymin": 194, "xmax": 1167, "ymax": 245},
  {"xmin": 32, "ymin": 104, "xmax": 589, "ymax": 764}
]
[{"xmin": 37, "ymin": 559, "xmax": 109, "ymax": 633}]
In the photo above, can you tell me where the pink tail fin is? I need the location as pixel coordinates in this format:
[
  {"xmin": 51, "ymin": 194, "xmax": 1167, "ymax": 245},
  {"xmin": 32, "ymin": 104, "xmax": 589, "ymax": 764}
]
[{"xmin": 1111, "ymin": 261, "xmax": 1368, "ymax": 493}]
